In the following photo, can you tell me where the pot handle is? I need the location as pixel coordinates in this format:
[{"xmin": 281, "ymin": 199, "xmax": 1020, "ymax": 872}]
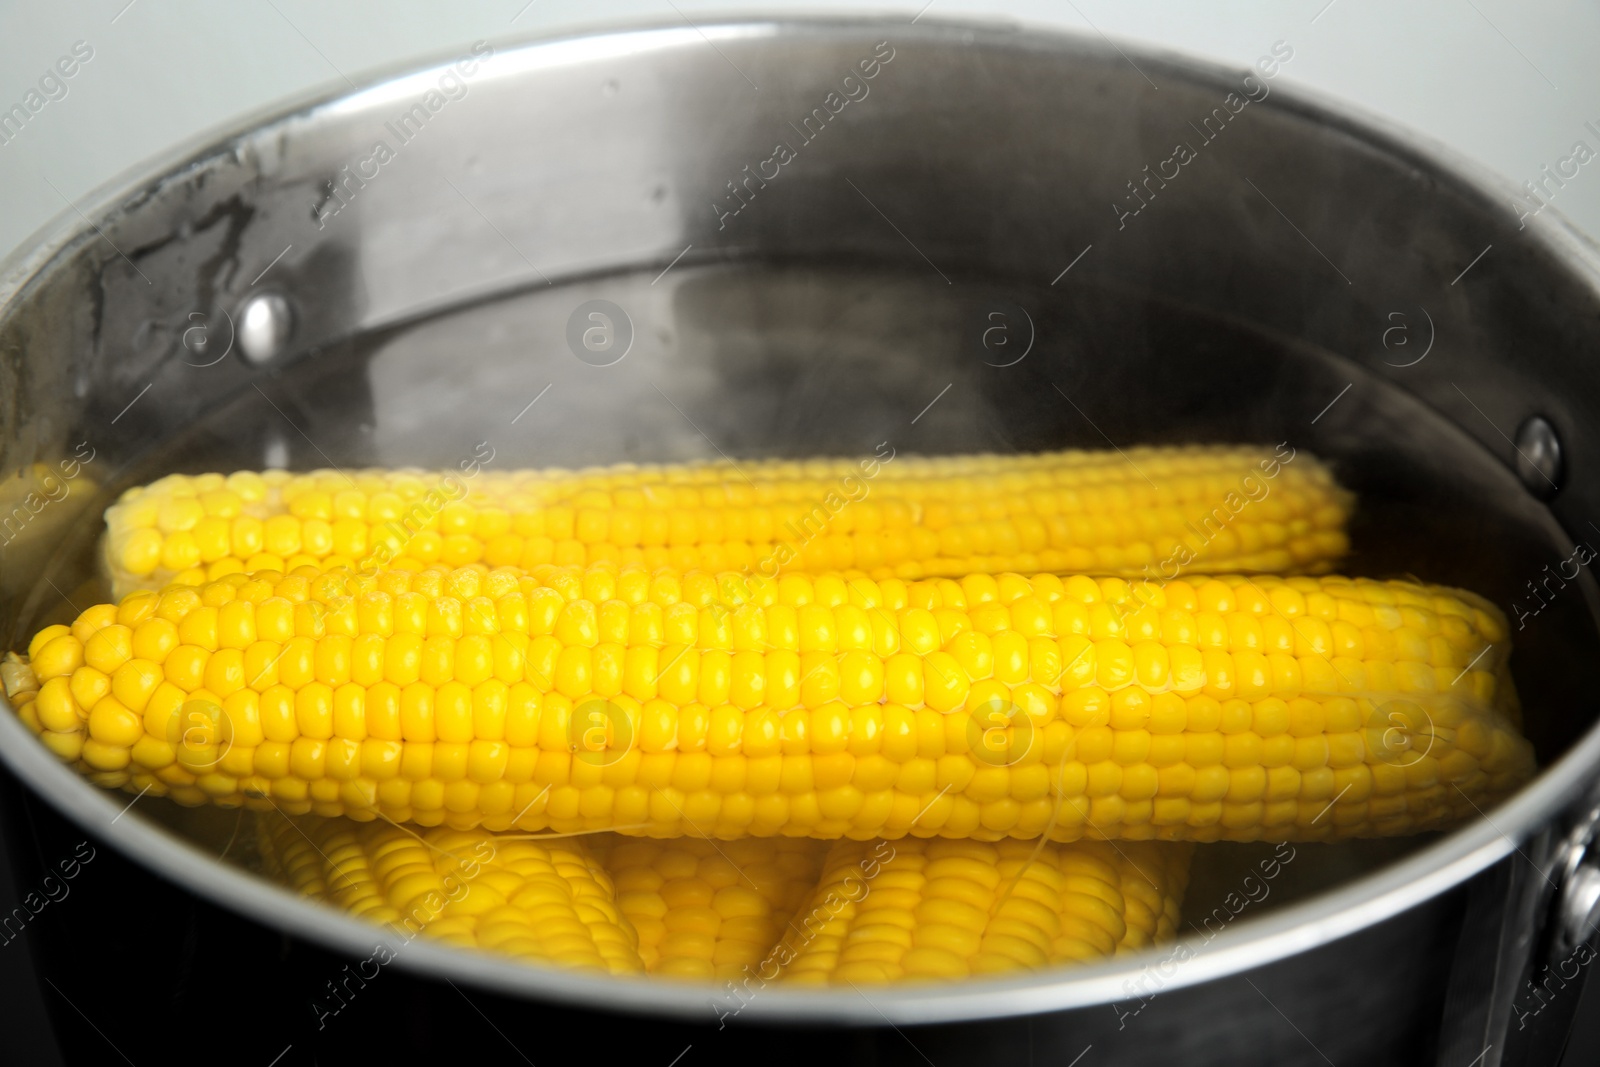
[{"xmin": 1441, "ymin": 790, "xmax": 1600, "ymax": 1066}]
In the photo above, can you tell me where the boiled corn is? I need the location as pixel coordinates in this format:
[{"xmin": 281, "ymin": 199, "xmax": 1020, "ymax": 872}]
[
  {"xmin": 0, "ymin": 458, "xmax": 98, "ymax": 547},
  {"xmin": 5, "ymin": 561, "xmax": 1532, "ymax": 842},
  {"xmin": 258, "ymin": 814, "xmax": 642, "ymax": 973},
  {"xmin": 587, "ymin": 835, "xmax": 827, "ymax": 980},
  {"xmin": 102, "ymin": 446, "xmax": 1350, "ymax": 597},
  {"xmin": 775, "ymin": 838, "xmax": 1191, "ymax": 984}
]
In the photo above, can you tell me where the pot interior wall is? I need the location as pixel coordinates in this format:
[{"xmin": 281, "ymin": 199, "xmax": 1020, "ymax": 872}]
[{"xmin": 14, "ymin": 259, "xmax": 1594, "ymax": 938}]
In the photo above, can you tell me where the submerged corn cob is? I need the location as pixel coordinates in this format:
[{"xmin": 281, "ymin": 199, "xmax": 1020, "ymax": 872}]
[
  {"xmin": 258, "ymin": 815, "xmax": 642, "ymax": 973},
  {"xmin": 4, "ymin": 561, "xmax": 1533, "ymax": 842},
  {"xmin": 101, "ymin": 445, "xmax": 1351, "ymax": 597},
  {"xmin": 0, "ymin": 458, "xmax": 98, "ymax": 547},
  {"xmin": 588, "ymin": 835, "xmax": 828, "ymax": 979},
  {"xmin": 776, "ymin": 838, "xmax": 1191, "ymax": 984},
  {"xmin": 1114, "ymin": 843, "xmax": 1189, "ymax": 954},
  {"xmin": 255, "ymin": 818, "xmax": 1184, "ymax": 982}
]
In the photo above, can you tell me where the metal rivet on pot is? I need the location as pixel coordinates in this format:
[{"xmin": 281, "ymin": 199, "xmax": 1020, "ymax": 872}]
[
  {"xmin": 236, "ymin": 292, "xmax": 294, "ymax": 365},
  {"xmin": 1514, "ymin": 415, "xmax": 1562, "ymax": 499},
  {"xmin": 263, "ymin": 430, "xmax": 289, "ymax": 470}
]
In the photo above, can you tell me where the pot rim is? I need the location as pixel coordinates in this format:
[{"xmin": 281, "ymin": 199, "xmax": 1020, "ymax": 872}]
[{"xmin": 2, "ymin": 14, "xmax": 1599, "ymax": 1026}]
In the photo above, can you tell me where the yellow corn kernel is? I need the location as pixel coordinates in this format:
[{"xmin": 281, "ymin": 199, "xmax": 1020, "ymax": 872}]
[{"xmin": 31, "ymin": 633, "xmax": 85, "ymax": 681}]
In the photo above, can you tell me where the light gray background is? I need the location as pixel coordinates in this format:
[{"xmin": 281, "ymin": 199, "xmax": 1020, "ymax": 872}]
[{"xmin": 1, "ymin": 0, "xmax": 1597, "ymax": 260}]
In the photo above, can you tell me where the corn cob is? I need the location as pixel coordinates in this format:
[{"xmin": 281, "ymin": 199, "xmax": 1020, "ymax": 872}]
[
  {"xmin": 0, "ymin": 457, "xmax": 97, "ymax": 547},
  {"xmin": 1116, "ymin": 842, "xmax": 1189, "ymax": 953},
  {"xmin": 4, "ymin": 561, "xmax": 1532, "ymax": 843},
  {"xmin": 776, "ymin": 838, "xmax": 1191, "ymax": 984},
  {"xmin": 257, "ymin": 814, "xmax": 642, "ymax": 973},
  {"xmin": 100, "ymin": 445, "xmax": 1350, "ymax": 598},
  {"xmin": 587, "ymin": 835, "xmax": 828, "ymax": 979}
]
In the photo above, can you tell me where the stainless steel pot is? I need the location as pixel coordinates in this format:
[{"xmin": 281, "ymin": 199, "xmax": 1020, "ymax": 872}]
[{"xmin": 4, "ymin": 16, "xmax": 1600, "ymax": 1066}]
